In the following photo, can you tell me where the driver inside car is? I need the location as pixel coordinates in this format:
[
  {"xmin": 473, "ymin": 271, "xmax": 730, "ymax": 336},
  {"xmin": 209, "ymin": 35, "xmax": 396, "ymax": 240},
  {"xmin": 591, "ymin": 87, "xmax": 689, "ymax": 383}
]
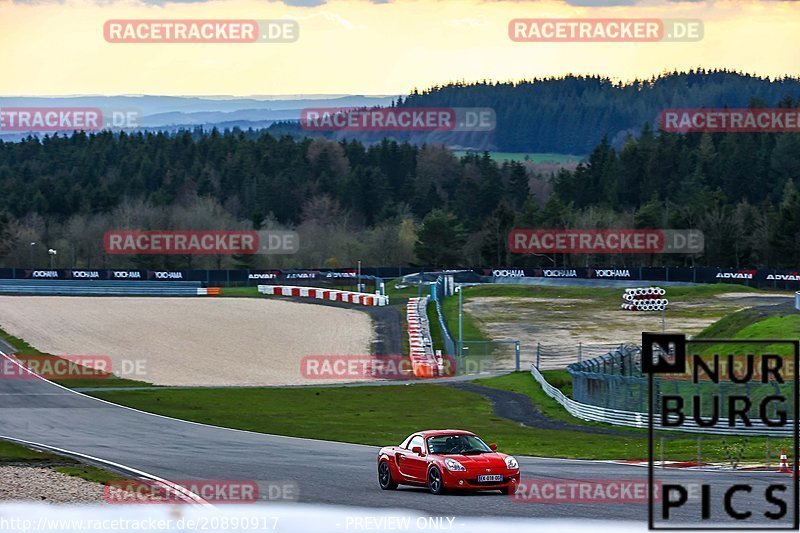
[{"xmin": 443, "ymin": 436, "xmax": 465, "ymax": 454}]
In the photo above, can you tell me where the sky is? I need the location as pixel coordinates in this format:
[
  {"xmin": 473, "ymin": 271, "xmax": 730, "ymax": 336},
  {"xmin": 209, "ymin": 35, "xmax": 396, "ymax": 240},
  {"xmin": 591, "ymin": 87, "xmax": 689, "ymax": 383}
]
[{"xmin": 0, "ymin": 0, "xmax": 798, "ymax": 96}]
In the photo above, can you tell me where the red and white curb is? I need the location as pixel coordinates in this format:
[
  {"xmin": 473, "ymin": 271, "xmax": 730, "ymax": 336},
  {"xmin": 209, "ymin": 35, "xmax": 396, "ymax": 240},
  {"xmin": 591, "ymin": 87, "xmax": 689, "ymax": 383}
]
[
  {"xmin": 257, "ymin": 285, "xmax": 388, "ymax": 306},
  {"xmin": 614, "ymin": 459, "xmax": 789, "ymax": 472}
]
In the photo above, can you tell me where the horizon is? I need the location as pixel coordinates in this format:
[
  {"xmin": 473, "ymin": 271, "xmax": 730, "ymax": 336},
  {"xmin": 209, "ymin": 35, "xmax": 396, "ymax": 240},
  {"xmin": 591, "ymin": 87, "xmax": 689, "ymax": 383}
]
[
  {"xmin": 2, "ymin": 68, "xmax": 797, "ymax": 99},
  {"xmin": 2, "ymin": 0, "xmax": 799, "ymax": 96}
]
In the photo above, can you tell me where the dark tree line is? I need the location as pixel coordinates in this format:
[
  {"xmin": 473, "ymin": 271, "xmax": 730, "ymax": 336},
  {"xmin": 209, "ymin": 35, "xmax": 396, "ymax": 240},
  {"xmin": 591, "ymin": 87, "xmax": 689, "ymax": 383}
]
[
  {"xmin": 2, "ymin": 69, "xmax": 800, "ymax": 269},
  {"xmin": 263, "ymin": 70, "xmax": 800, "ymax": 154},
  {"xmin": 398, "ymin": 69, "xmax": 800, "ymax": 153}
]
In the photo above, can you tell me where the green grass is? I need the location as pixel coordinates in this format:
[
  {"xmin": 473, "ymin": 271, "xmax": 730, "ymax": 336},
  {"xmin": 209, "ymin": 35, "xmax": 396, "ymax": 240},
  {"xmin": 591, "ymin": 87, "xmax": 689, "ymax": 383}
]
[
  {"xmin": 688, "ymin": 305, "xmax": 800, "ymax": 361},
  {"xmin": 441, "ymin": 291, "xmax": 489, "ymax": 343},
  {"xmin": 385, "ymin": 278, "xmax": 428, "ymax": 301},
  {"xmin": 720, "ymin": 313, "xmax": 800, "ymax": 342},
  {"xmin": 220, "ymin": 286, "xmax": 260, "ymax": 296},
  {"xmin": 676, "ymin": 311, "xmax": 800, "ymax": 417},
  {"xmin": 694, "ymin": 307, "xmax": 775, "ymax": 339},
  {"xmin": 0, "ymin": 328, "xmax": 154, "ymax": 389},
  {"xmin": 474, "ymin": 371, "xmax": 603, "ymax": 427},
  {"xmin": 88, "ymin": 379, "xmax": 776, "ymax": 462},
  {"xmin": 54, "ymin": 465, "xmax": 126, "ymax": 485},
  {"xmin": 694, "ymin": 314, "xmax": 800, "ymax": 355},
  {"xmin": 427, "ymin": 300, "xmax": 444, "ymax": 355},
  {"xmin": 0, "ymin": 439, "xmax": 125, "ymax": 486},
  {"xmin": 0, "ymin": 440, "xmax": 63, "ymax": 463}
]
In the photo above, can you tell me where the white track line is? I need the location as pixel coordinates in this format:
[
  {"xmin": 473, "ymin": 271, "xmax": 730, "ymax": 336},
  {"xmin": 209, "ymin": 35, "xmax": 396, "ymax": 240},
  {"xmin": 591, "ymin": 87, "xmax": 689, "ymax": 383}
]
[
  {"xmin": 0, "ymin": 435, "xmax": 210, "ymax": 506},
  {"xmin": 0, "ymin": 349, "xmax": 376, "ymax": 448}
]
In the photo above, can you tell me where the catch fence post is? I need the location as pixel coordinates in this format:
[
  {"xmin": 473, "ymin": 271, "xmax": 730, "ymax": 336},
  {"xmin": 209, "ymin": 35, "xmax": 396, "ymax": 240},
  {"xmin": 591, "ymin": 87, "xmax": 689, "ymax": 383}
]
[
  {"xmin": 766, "ymin": 436, "xmax": 771, "ymax": 469},
  {"xmin": 536, "ymin": 343, "xmax": 541, "ymax": 369},
  {"xmin": 515, "ymin": 341, "xmax": 520, "ymax": 372},
  {"xmin": 697, "ymin": 437, "xmax": 702, "ymax": 467},
  {"xmin": 578, "ymin": 342, "xmax": 583, "ymax": 363}
]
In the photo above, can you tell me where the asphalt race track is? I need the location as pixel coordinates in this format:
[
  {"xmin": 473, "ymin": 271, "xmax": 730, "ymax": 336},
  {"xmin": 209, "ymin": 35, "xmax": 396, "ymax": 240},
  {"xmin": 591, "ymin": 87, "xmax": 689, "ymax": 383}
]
[{"xmin": 1, "ymin": 352, "xmax": 796, "ymax": 526}]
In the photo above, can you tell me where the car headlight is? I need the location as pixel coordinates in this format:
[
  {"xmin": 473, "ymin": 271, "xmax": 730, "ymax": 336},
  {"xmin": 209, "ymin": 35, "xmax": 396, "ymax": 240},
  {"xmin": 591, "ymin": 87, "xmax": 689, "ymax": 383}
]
[
  {"xmin": 444, "ymin": 458, "xmax": 467, "ymax": 471},
  {"xmin": 505, "ymin": 456, "xmax": 519, "ymax": 470}
]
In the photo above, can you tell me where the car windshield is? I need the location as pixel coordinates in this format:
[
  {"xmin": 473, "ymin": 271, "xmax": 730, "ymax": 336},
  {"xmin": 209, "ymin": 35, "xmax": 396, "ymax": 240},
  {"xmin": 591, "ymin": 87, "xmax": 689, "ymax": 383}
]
[{"xmin": 427, "ymin": 435, "xmax": 492, "ymax": 455}]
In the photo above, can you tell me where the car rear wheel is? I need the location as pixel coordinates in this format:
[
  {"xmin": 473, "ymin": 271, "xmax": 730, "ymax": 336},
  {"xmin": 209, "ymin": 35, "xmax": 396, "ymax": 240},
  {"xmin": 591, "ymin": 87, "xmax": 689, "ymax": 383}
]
[
  {"xmin": 427, "ymin": 466, "xmax": 445, "ymax": 495},
  {"xmin": 378, "ymin": 461, "xmax": 397, "ymax": 490}
]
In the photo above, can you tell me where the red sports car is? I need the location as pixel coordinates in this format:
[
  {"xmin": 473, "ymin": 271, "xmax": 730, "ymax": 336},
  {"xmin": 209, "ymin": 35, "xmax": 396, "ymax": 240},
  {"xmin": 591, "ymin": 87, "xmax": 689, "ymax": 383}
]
[{"xmin": 377, "ymin": 429, "xmax": 520, "ymax": 494}]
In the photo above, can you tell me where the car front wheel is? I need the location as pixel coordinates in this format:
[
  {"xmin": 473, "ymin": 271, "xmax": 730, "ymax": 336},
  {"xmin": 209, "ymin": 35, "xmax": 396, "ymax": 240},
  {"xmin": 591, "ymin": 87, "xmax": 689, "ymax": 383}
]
[
  {"xmin": 378, "ymin": 461, "xmax": 397, "ymax": 490},
  {"xmin": 427, "ymin": 466, "xmax": 445, "ymax": 495}
]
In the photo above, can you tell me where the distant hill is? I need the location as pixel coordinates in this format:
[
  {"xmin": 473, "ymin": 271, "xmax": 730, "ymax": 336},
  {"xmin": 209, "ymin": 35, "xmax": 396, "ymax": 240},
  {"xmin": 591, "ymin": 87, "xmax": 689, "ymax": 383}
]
[
  {"xmin": 394, "ymin": 70, "xmax": 800, "ymax": 153},
  {"xmin": 3, "ymin": 71, "xmax": 800, "ymax": 153},
  {"xmin": 0, "ymin": 94, "xmax": 398, "ymax": 141}
]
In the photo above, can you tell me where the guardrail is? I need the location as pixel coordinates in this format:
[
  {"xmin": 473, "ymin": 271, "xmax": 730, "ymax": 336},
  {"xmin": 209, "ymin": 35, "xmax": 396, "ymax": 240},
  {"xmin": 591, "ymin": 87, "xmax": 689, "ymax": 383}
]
[
  {"xmin": 0, "ymin": 279, "xmax": 205, "ymax": 296},
  {"xmin": 257, "ymin": 285, "xmax": 388, "ymax": 306},
  {"xmin": 432, "ymin": 276, "xmax": 457, "ymax": 356},
  {"xmin": 530, "ymin": 364, "xmax": 794, "ymax": 436}
]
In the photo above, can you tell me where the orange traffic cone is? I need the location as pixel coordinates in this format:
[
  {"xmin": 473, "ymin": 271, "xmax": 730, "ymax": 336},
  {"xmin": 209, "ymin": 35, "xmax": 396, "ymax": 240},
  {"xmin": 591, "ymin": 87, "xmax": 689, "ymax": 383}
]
[{"xmin": 779, "ymin": 449, "xmax": 790, "ymax": 473}]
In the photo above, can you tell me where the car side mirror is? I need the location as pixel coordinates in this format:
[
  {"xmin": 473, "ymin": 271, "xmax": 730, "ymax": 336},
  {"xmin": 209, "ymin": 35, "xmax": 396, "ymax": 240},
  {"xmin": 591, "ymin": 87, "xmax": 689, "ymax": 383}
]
[
  {"xmin": 412, "ymin": 446, "xmax": 423, "ymax": 455},
  {"xmin": 489, "ymin": 443, "xmax": 497, "ymax": 451}
]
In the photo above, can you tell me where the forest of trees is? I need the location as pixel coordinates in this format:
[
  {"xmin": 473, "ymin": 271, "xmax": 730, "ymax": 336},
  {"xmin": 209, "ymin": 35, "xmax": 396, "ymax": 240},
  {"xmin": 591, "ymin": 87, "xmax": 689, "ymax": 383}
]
[
  {"xmin": 2, "ymin": 70, "xmax": 800, "ymax": 270},
  {"xmin": 269, "ymin": 70, "xmax": 800, "ymax": 154},
  {"xmin": 0, "ymin": 131, "xmax": 533, "ymax": 269}
]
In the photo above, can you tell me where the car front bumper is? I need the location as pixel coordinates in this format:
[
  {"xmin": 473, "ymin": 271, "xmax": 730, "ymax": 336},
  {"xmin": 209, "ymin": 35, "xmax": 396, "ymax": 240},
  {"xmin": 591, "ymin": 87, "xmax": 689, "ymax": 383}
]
[{"xmin": 440, "ymin": 469, "xmax": 520, "ymax": 491}]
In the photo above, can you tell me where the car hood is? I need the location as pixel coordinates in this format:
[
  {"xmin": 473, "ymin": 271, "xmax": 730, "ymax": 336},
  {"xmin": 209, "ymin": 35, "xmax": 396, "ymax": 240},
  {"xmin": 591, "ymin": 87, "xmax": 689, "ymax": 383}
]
[{"xmin": 443, "ymin": 453, "xmax": 509, "ymax": 468}]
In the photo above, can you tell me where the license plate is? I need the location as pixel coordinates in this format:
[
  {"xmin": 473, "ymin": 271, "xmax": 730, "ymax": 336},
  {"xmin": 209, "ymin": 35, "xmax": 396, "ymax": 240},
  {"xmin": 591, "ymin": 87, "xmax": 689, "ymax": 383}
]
[{"xmin": 477, "ymin": 475, "xmax": 503, "ymax": 482}]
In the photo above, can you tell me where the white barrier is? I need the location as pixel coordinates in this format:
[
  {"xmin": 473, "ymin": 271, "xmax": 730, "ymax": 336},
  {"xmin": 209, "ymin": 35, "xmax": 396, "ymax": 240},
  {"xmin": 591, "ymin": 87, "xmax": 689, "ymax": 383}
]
[
  {"xmin": 621, "ymin": 287, "xmax": 668, "ymax": 312},
  {"xmin": 531, "ymin": 365, "xmax": 793, "ymax": 436},
  {"xmin": 407, "ymin": 296, "xmax": 440, "ymax": 377},
  {"xmin": 257, "ymin": 285, "xmax": 388, "ymax": 306},
  {"xmin": 195, "ymin": 288, "xmax": 221, "ymax": 296}
]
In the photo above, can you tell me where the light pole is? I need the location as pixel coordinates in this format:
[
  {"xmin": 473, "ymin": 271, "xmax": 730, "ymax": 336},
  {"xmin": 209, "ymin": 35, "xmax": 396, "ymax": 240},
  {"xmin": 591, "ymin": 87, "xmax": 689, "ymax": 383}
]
[
  {"xmin": 48, "ymin": 249, "xmax": 57, "ymax": 269},
  {"xmin": 456, "ymin": 285, "xmax": 463, "ymax": 358}
]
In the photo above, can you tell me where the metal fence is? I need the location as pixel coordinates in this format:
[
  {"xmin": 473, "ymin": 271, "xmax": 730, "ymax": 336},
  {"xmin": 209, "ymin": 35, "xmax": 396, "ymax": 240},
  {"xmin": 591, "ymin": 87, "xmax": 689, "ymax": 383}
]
[
  {"xmin": 531, "ymin": 364, "xmax": 795, "ymax": 436},
  {"xmin": 533, "ymin": 342, "xmax": 628, "ymax": 370},
  {"xmin": 432, "ymin": 275, "xmax": 521, "ymax": 371},
  {"xmin": 461, "ymin": 340, "xmax": 521, "ymax": 372},
  {"xmin": 432, "ymin": 276, "xmax": 457, "ymax": 356},
  {"xmin": 0, "ymin": 279, "xmax": 203, "ymax": 296},
  {"xmin": 565, "ymin": 345, "xmax": 796, "ymax": 425}
]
